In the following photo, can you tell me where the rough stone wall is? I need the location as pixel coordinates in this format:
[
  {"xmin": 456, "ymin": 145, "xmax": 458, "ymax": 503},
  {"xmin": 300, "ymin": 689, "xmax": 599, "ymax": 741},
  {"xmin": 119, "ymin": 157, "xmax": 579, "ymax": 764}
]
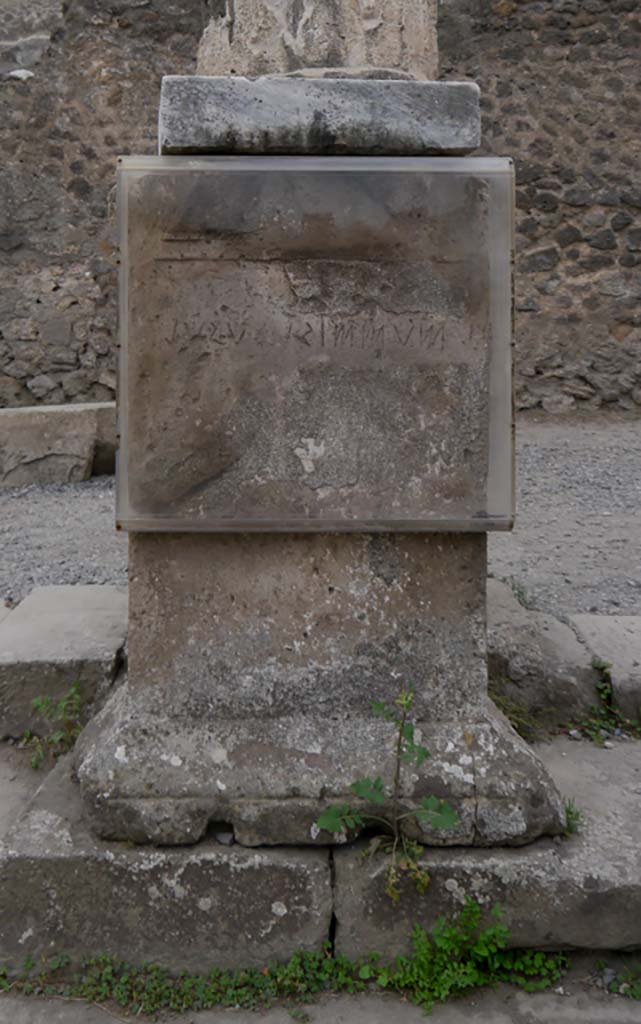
[
  {"xmin": 3, "ymin": 0, "xmax": 640, "ymax": 412},
  {"xmin": 440, "ymin": 0, "xmax": 641, "ymax": 412},
  {"xmin": 0, "ymin": 0, "xmax": 206, "ymax": 408}
]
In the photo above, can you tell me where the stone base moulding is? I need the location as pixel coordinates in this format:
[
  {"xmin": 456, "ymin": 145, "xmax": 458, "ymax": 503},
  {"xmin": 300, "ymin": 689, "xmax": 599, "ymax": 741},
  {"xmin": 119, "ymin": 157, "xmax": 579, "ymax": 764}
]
[
  {"xmin": 2, "ymin": 741, "xmax": 641, "ymax": 971},
  {"xmin": 76, "ymin": 533, "xmax": 563, "ymax": 848},
  {"xmin": 76, "ymin": 691, "xmax": 565, "ymax": 847}
]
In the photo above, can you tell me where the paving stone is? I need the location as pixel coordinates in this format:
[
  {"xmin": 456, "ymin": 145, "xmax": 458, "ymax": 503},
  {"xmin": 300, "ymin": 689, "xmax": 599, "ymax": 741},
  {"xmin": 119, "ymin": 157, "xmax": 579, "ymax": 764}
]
[
  {"xmin": 159, "ymin": 76, "xmax": 481, "ymax": 156},
  {"xmin": 0, "ymin": 986, "xmax": 639, "ymax": 1024},
  {"xmin": 0, "ymin": 585, "xmax": 127, "ymax": 738},
  {"xmin": 0, "ymin": 403, "xmax": 116, "ymax": 487},
  {"xmin": 570, "ymin": 615, "xmax": 641, "ymax": 721},
  {"xmin": 488, "ymin": 579, "xmax": 599, "ymax": 723},
  {"xmin": 0, "ymin": 761, "xmax": 332, "ymax": 971},
  {"xmin": 334, "ymin": 738, "xmax": 641, "ymax": 958},
  {"xmin": 0, "ymin": 606, "xmax": 12, "ymax": 627}
]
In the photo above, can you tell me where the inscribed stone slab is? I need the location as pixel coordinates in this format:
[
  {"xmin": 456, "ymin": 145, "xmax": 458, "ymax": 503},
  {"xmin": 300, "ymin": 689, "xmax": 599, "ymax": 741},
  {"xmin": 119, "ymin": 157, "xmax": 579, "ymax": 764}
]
[{"xmin": 117, "ymin": 156, "xmax": 513, "ymax": 531}]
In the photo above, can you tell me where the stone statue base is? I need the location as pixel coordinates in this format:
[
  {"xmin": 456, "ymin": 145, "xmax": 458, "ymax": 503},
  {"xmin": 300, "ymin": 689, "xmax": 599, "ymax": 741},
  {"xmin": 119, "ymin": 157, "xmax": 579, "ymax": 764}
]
[{"xmin": 76, "ymin": 533, "xmax": 564, "ymax": 846}]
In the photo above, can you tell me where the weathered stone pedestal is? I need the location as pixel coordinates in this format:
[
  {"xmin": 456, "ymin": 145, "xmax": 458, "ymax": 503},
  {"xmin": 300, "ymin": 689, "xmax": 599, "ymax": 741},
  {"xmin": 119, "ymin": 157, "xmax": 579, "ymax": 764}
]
[
  {"xmin": 0, "ymin": 8, "xmax": 635, "ymax": 979},
  {"xmin": 74, "ymin": 74, "xmax": 564, "ymax": 851},
  {"xmin": 77, "ymin": 532, "xmax": 562, "ymax": 846}
]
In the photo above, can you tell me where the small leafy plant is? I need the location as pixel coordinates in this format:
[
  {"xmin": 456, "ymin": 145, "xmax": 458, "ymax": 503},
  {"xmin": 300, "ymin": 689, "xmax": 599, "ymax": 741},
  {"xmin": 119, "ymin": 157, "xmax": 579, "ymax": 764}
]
[
  {"xmin": 20, "ymin": 684, "xmax": 83, "ymax": 769},
  {"xmin": 0, "ymin": 901, "xmax": 568, "ymax": 1016},
  {"xmin": 573, "ymin": 658, "xmax": 641, "ymax": 744},
  {"xmin": 562, "ymin": 798, "xmax": 583, "ymax": 837},
  {"xmin": 316, "ymin": 685, "xmax": 458, "ymax": 901}
]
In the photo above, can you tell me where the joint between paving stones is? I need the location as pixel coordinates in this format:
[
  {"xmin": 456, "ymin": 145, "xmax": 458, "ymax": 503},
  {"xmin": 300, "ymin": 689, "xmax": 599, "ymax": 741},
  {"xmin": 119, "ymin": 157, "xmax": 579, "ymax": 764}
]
[{"xmin": 327, "ymin": 847, "xmax": 338, "ymax": 956}]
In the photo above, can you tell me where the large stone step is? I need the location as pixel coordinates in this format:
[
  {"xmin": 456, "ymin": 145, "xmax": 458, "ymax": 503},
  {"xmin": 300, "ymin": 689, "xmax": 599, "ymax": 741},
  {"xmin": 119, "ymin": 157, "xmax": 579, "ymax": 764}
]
[
  {"xmin": 0, "ymin": 738, "xmax": 639, "ymax": 970},
  {"xmin": 571, "ymin": 614, "xmax": 641, "ymax": 722},
  {"xmin": 0, "ymin": 585, "xmax": 127, "ymax": 738},
  {"xmin": 0, "ymin": 760, "xmax": 332, "ymax": 972}
]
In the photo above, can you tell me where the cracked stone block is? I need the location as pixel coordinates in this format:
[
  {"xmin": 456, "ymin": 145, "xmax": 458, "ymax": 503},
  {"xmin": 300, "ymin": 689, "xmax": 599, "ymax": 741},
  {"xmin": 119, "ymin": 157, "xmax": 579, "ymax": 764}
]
[
  {"xmin": 159, "ymin": 77, "xmax": 481, "ymax": 156},
  {"xmin": 570, "ymin": 615, "xmax": 641, "ymax": 721},
  {"xmin": 0, "ymin": 403, "xmax": 115, "ymax": 487},
  {"xmin": 197, "ymin": 0, "xmax": 439, "ymax": 80},
  {"xmin": 0, "ymin": 761, "xmax": 332, "ymax": 971},
  {"xmin": 0, "ymin": 585, "xmax": 127, "ymax": 738},
  {"xmin": 334, "ymin": 738, "xmax": 641, "ymax": 958},
  {"xmin": 488, "ymin": 579, "xmax": 599, "ymax": 723}
]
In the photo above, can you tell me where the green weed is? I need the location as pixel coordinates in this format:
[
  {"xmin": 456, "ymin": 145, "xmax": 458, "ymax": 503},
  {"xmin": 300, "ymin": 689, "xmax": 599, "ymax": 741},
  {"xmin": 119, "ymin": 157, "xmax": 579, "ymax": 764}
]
[
  {"xmin": 562, "ymin": 798, "xmax": 583, "ymax": 837},
  {"xmin": 574, "ymin": 659, "xmax": 641, "ymax": 744},
  {"xmin": 20, "ymin": 684, "xmax": 83, "ymax": 769},
  {"xmin": 595, "ymin": 959, "xmax": 641, "ymax": 1000},
  {"xmin": 0, "ymin": 902, "xmax": 568, "ymax": 1016},
  {"xmin": 489, "ymin": 683, "xmax": 543, "ymax": 743},
  {"xmin": 315, "ymin": 684, "xmax": 458, "ymax": 901}
]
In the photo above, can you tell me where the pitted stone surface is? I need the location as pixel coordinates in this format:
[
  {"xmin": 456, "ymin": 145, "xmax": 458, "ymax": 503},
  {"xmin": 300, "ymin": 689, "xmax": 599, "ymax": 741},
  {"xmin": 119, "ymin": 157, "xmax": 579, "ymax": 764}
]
[
  {"xmin": 159, "ymin": 77, "xmax": 481, "ymax": 156},
  {"xmin": 75, "ymin": 532, "xmax": 563, "ymax": 848},
  {"xmin": 197, "ymin": 0, "xmax": 438, "ymax": 80},
  {"xmin": 117, "ymin": 156, "xmax": 513, "ymax": 531},
  {"xmin": 126, "ymin": 533, "xmax": 489, "ymax": 723},
  {"xmin": 0, "ymin": 761, "xmax": 332, "ymax": 972}
]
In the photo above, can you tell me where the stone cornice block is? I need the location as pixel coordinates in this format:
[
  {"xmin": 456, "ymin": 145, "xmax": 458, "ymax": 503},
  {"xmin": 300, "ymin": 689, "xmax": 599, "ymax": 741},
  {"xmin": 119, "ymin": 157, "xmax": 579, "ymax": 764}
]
[{"xmin": 158, "ymin": 75, "xmax": 481, "ymax": 156}]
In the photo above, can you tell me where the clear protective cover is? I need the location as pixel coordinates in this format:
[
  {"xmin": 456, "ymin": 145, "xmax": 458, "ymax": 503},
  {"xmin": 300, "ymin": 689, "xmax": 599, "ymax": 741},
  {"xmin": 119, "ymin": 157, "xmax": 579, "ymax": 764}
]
[{"xmin": 116, "ymin": 156, "xmax": 514, "ymax": 532}]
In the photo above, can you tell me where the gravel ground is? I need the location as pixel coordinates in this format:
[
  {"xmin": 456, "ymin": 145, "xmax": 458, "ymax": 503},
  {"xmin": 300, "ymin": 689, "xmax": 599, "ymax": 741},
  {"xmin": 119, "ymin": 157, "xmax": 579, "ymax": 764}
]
[
  {"xmin": 489, "ymin": 412, "xmax": 641, "ymax": 619},
  {"xmin": 0, "ymin": 477, "xmax": 127, "ymax": 607},
  {"xmin": 1, "ymin": 413, "xmax": 640, "ymax": 618}
]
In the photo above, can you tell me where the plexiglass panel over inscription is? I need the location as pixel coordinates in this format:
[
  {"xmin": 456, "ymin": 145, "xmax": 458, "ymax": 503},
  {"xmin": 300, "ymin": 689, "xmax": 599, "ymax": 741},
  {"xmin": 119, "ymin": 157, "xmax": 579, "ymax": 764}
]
[{"xmin": 117, "ymin": 156, "xmax": 513, "ymax": 532}]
